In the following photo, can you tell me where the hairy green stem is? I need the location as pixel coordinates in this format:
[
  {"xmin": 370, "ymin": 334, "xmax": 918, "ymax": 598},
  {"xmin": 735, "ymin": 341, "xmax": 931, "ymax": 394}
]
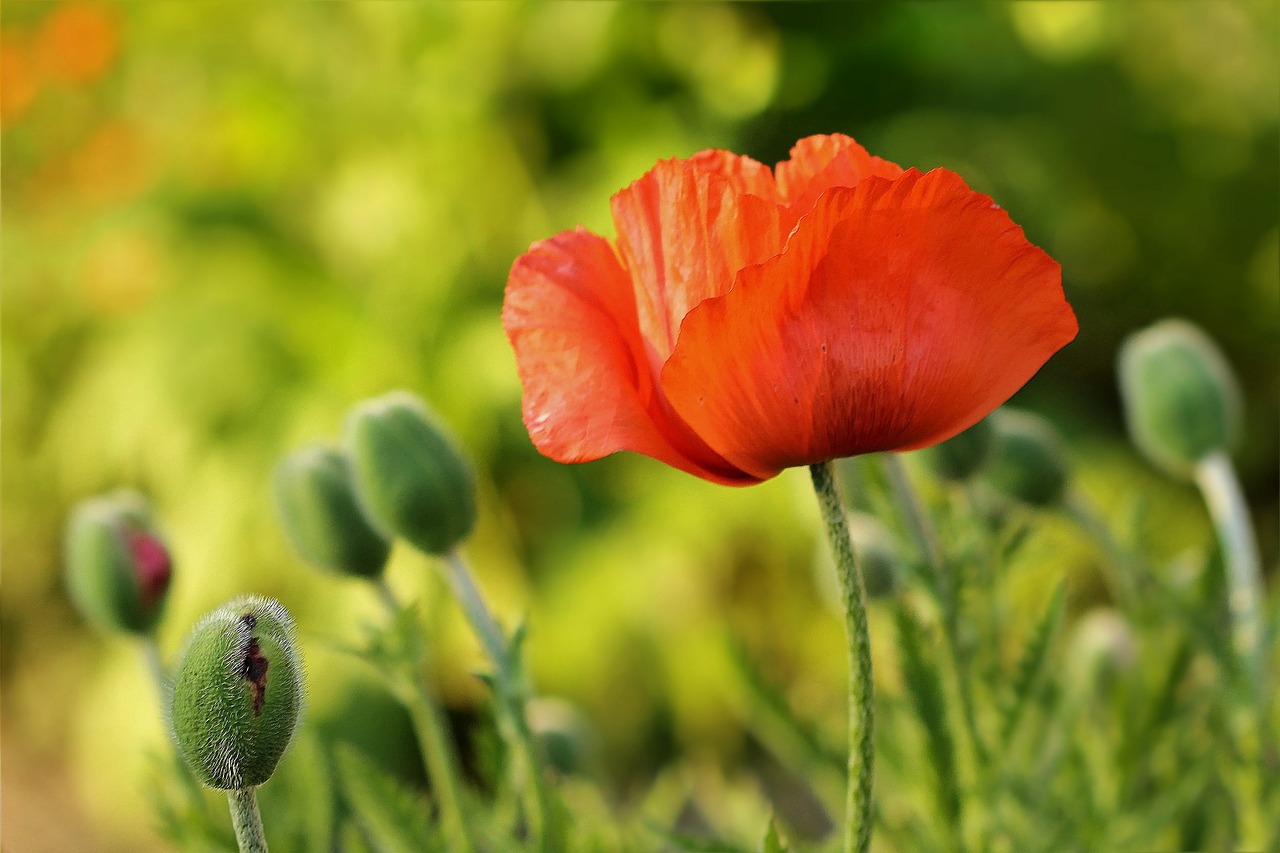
[
  {"xmin": 228, "ymin": 788, "xmax": 268, "ymax": 853},
  {"xmin": 444, "ymin": 550, "xmax": 553, "ymax": 852},
  {"xmin": 376, "ymin": 580, "xmax": 475, "ymax": 853},
  {"xmin": 810, "ymin": 461, "xmax": 874, "ymax": 853}
]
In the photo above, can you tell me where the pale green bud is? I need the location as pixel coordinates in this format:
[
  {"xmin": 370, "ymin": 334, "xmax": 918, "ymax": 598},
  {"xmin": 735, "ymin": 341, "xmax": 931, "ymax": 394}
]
[
  {"xmin": 273, "ymin": 445, "xmax": 391, "ymax": 578},
  {"xmin": 921, "ymin": 416, "xmax": 995, "ymax": 482},
  {"xmin": 985, "ymin": 409, "xmax": 1069, "ymax": 508},
  {"xmin": 344, "ymin": 391, "xmax": 476, "ymax": 556},
  {"xmin": 1117, "ymin": 319, "xmax": 1242, "ymax": 477},
  {"xmin": 815, "ymin": 512, "xmax": 902, "ymax": 604},
  {"xmin": 64, "ymin": 489, "xmax": 172, "ymax": 635},
  {"xmin": 170, "ymin": 596, "xmax": 305, "ymax": 789}
]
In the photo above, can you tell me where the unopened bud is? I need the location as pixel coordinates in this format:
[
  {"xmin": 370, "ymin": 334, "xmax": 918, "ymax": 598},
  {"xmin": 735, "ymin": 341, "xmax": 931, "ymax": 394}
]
[
  {"xmin": 984, "ymin": 409, "xmax": 1069, "ymax": 507},
  {"xmin": 64, "ymin": 490, "xmax": 172, "ymax": 635},
  {"xmin": 344, "ymin": 391, "xmax": 476, "ymax": 556},
  {"xmin": 920, "ymin": 416, "xmax": 995, "ymax": 482},
  {"xmin": 170, "ymin": 596, "xmax": 305, "ymax": 789},
  {"xmin": 273, "ymin": 445, "xmax": 391, "ymax": 578},
  {"xmin": 1117, "ymin": 319, "xmax": 1241, "ymax": 477},
  {"xmin": 815, "ymin": 512, "xmax": 902, "ymax": 604}
]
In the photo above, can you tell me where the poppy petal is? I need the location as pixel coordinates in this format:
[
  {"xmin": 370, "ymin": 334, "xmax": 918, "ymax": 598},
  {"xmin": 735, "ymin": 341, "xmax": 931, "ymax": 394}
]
[
  {"xmin": 611, "ymin": 158, "xmax": 784, "ymax": 361},
  {"xmin": 662, "ymin": 168, "xmax": 1077, "ymax": 481},
  {"xmin": 503, "ymin": 227, "xmax": 759, "ymax": 486},
  {"xmin": 687, "ymin": 149, "xmax": 780, "ymax": 202},
  {"xmin": 775, "ymin": 133, "xmax": 904, "ymax": 221}
]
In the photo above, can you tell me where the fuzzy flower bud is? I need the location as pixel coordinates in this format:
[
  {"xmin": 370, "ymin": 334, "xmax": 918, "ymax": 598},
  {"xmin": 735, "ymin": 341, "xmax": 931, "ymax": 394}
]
[
  {"xmin": 344, "ymin": 391, "xmax": 476, "ymax": 556},
  {"xmin": 1117, "ymin": 319, "xmax": 1242, "ymax": 477},
  {"xmin": 170, "ymin": 596, "xmax": 305, "ymax": 790},
  {"xmin": 984, "ymin": 409, "xmax": 1069, "ymax": 508},
  {"xmin": 273, "ymin": 445, "xmax": 391, "ymax": 578},
  {"xmin": 64, "ymin": 489, "xmax": 172, "ymax": 635},
  {"xmin": 920, "ymin": 416, "xmax": 995, "ymax": 483}
]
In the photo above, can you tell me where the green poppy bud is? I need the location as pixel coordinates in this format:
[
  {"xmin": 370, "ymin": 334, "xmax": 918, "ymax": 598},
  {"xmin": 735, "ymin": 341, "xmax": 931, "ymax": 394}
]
[
  {"xmin": 170, "ymin": 596, "xmax": 305, "ymax": 790},
  {"xmin": 273, "ymin": 445, "xmax": 391, "ymax": 578},
  {"xmin": 1117, "ymin": 319, "xmax": 1242, "ymax": 477},
  {"xmin": 344, "ymin": 391, "xmax": 476, "ymax": 556},
  {"xmin": 64, "ymin": 489, "xmax": 172, "ymax": 635},
  {"xmin": 985, "ymin": 409, "xmax": 1069, "ymax": 508},
  {"xmin": 921, "ymin": 416, "xmax": 995, "ymax": 482}
]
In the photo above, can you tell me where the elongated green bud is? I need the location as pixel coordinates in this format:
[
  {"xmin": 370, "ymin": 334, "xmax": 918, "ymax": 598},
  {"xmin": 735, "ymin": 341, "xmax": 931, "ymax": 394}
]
[
  {"xmin": 64, "ymin": 489, "xmax": 172, "ymax": 635},
  {"xmin": 170, "ymin": 596, "xmax": 305, "ymax": 789},
  {"xmin": 344, "ymin": 391, "xmax": 476, "ymax": 556},
  {"xmin": 984, "ymin": 409, "xmax": 1069, "ymax": 508},
  {"xmin": 1117, "ymin": 319, "xmax": 1242, "ymax": 477},
  {"xmin": 921, "ymin": 416, "xmax": 995, "ymax": 482},
  {"xmin": 273, "ymin": 445, "xmax": 391, "ymax": 578}
]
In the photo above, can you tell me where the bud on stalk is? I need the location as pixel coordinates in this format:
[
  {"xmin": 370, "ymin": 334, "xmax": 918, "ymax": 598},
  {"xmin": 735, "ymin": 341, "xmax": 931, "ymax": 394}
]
[
  {"xmin": 1117, "ymin": 318, "xmax": 1241, "ymax": 477},
  {"xmin": 921, "ymin": 416, "xmax": 995, "ymax": 483},
  {"xmin": 169, "ymin": 596, "xmax": 304, "ymax": 790},
  {"xmin": 984, "ymin": 409, "xmax": 1070, "ymax": 508},
  {"xmin": 273, "ymin": 445, "xmax": 391, "ymax": 578},
  {"xmin": 64, "ymin": 490, "xmax": 172, "ymax": 635},
  {"xmin": 344, "ymin": 391, "xmax": 477, "ymax": 556}
]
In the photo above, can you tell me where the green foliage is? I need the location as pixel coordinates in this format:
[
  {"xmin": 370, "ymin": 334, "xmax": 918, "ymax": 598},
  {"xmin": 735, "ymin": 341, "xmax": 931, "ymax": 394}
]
[
  {"xmin": 893, "ymin": 603, "xmax": 961, "ymax": 839},
  {"xmin": 998, "ymin": 581, "xmax": 1066, "ymax": 750},
  {"xmin": 333, "ymin": 742, "xmax": 436, "ymax": 853}
]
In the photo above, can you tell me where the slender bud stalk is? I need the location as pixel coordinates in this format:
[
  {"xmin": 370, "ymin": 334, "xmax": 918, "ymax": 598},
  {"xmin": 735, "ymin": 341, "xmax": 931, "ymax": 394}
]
[
  {"xmin": 444, "ymin": 550, "xmax": 553, "ymax": 852},
  {"xmin": 1194, "ymin": 452, "xmax": 1265, "ymax": 695}
]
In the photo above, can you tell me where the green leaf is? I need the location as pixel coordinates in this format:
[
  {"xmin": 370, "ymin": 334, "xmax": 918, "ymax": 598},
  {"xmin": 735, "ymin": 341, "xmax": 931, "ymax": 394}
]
[
  {"xmin": 643, "ymin": 819, "xmax": 755, "ymax": 853},
  {"xmin": 333, "ymin": 741, "xmax": 438, "ymax": 853},
  {"xmin": 894, "ymin": 602, "xmax": 962, "ymax": 833},
  {"xmin": 1000, "ymin": 581, "xmax": 1067, "ymax": 748},
  {"xmin": 761, "ymin": 817, "xmax": 789, "ymax": 853}
]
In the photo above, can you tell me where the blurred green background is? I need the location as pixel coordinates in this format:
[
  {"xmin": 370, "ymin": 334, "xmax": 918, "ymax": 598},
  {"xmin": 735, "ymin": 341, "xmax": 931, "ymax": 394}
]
[{"xmin": 2, "ymin": 1, "xmax": 1276, "ymax": 850}]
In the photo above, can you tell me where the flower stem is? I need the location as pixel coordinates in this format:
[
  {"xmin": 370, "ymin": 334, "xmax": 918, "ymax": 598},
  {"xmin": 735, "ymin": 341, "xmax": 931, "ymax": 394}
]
[
  {"xmin": 443, "ymin": 550, "xmax": 554, "ymax": 852},
  {"xmin": 406, "ymin": 684, "xmax": 475, "ymax": 853},
  {"xmin": 1193, "ymin": 451, "xmax": 1265, "ymax": 695},
  {"xmin": 227, "ymin": 788, "xmax": 268, "ymax": 853},
  {"xmin": 1194, "ymin": 452, "xmax": 1269, "ymax": 850},
  {"xmin": 141, "ymin": 638, "xmax": 167, "ymax": 699},
  {"xmin": 376, "ymin": 580, "xmax": 475, "ymax": 853},
  {"xmin": 810, "ymin": 461, "xmax": 874, "ymax": 853}
]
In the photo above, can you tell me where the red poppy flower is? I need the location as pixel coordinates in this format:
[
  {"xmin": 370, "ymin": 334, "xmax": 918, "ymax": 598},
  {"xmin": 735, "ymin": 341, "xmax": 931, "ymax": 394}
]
[{"xmin": 503, "ymin": 134, "xmax": 1077, "ymax": 486}]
